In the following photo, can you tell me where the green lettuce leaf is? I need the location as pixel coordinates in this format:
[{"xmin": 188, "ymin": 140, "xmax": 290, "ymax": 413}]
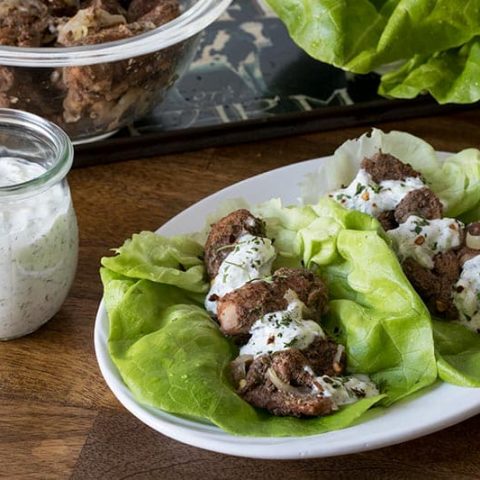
[
  {"xmin": 102, "ymin": 233, "xmax": 384, "ymax": 436},
  {"xmin": 379, "ymin": 38, "xmax": 480, "ymax": 104},
  {"xmin": 101, "ymin": 232, "xmax": 208, "ymax": 293},
  {"xmin": 265, "ymin": 0, "xmax": 480, "ymax": 103},
  {"xmin": 433, "ymin": 319, "xmax": 480, "ymax": 387},
  {"xmin": 265, "ymin": 0, "xmax": 480, "ymax": 74}
]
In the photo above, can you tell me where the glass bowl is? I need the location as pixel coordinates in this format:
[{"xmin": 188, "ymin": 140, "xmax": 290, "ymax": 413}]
[{"xmin": 0, "ymin": 0, "xmax": 231, "ymax": 143}]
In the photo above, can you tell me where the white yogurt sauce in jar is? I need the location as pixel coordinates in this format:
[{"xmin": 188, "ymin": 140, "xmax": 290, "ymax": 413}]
[{"xmin": 0, "ymin": 110, "xmax": 78, "ymax": 340}]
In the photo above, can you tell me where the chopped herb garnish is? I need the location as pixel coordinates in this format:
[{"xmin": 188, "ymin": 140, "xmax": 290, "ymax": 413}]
[
  {"xmin": 355, "ymin": 183, "xmax": 366, "ymax": 196},
  {"xmin": 284, "ymin": 338, "xmax": 297, "ymax": 348}
]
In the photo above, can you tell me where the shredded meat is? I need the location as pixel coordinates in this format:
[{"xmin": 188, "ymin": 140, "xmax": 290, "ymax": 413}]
[
  {"xmin": 0, "ymin": 0, "xmax": 50, "ymax": 47},
  {"xmin": 127, "ymin": 0, "xmax": 178, "ymax": 23},
  {"xmin": 204, "ymin": 209, "xmax": 267, "ymax": 279},
  {"xmin": 0, "ymin": 0, "xmax": 181, "ymax": 138},
  {"xmin": 402, "ymin": 251, "xmax": 460, "ymax": 319},
  {"xmin": 235, "ymin": 349, "xmax": 336, "ymax": 417},
  {"xmin": 216, "ymin": 268, "xmax": 328, "ymax": 337},
  {"xmin": 44, "ymin": 0, "xmax": 80, "ymax": 16},
  {"xmin": 361, "ymin": 152, "xmax": 421, "ymax": 184},
  {"xmin": 53, "ymin": 2, "xmax": 180, "ymax": 132},
  {"xmin": 394, "ymin": 188, "xmax": 443, "ymax": 224}
]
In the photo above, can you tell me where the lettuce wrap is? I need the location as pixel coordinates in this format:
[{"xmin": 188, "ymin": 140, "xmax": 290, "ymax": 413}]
[
  {"xmin": 265, "ymin": 0, "xmax": 480, "ymax": 104},
  {"xmin": 300, "ymin": 129, "xmax": 480, "ymax": 387},
  {"xmin": 101, "ymin": 199, "xmax": 446, "ymax": 436},
  {"xmin": 300, "ymin": 129, "xmax": 480, "ymax": 219}
]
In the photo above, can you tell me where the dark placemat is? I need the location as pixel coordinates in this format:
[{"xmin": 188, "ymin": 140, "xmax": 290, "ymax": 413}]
[{"xmin": 74, "ymin": 0, "xmax": 475, "ymax": 167}]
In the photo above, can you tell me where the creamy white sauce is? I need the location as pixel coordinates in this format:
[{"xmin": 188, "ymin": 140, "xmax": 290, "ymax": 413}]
[
  {"xmin": 330, "ymin": 169, "xmax": 425, "ymax": 216},
  {"xmin": 314, "ymin": 374, "xmax": 379, "ymax": 408},
  {"xmin": 205, "ymin": 234, "xmax": 276, "ymax": 315},
  {"xmin": 0, "ymin": 158, "xmax": 78, "ymax": 340},
  {"xmin": 453, "ymin": 255, "xmax": 480, "ymax": 333},
  {"xmin": 387, "ymin": 215, "xmax": 463, "ymax": 269},
  {"xmin": 240, "ymin": 292, "xmax": 324, "ymax": 357}
]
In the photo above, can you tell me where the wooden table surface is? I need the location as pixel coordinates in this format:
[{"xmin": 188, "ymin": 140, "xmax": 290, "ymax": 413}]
[{"xmin": 2, "ymin": 110, "xmax": 480, "ymax": 480}]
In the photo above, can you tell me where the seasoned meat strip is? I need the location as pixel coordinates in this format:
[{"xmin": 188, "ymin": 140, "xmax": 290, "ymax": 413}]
[
  {"xmin": 204, "ymin": 209, "xmax": 266, "ymax": 279},
  {"xmin": 361, "ymin": 152, "xmax": 421, "ymax": 184},
  {"xmin": 403, "ymin": 251, "xmax": 460, "ymax": 319},
  {"xmin": 216, "ymin": 268, "xmax": 328, "ymax": 337},
  {"xmin": 236, "ymin": 349, "xmax": 335, "ymax": 417},
  {"xmin": 394, "ymin": 187, "xmax": 443, "ymax": 224}
]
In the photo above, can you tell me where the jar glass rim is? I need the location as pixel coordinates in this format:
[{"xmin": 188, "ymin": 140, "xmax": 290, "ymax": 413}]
[
  {"xmin": 0, "ymin": 109, "xmax": 73, "ymax": 198},
  {"xmin": 0, "ymin": 0, "xmax": 232, "ymax": 67}
]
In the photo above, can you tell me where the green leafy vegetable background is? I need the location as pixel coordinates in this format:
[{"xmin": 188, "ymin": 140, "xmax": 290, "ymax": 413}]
[{"xmin": 265, "ymin": 0, "xmax": 480, "ymax": 104}]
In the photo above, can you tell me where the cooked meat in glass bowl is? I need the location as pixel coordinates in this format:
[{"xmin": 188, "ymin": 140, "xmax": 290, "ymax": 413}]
[{"xmin": 0, "ymin": 0, "xmax": 231, "ymax": 142}]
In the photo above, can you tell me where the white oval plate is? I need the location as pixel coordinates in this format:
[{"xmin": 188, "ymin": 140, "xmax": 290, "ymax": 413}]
[{"xmin": 94, "ymin": 154, "xmax": 480, "ymax": 459}]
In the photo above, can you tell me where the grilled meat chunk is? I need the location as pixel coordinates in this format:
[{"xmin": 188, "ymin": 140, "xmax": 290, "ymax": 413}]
[
  {"xmin": 303, "ymin": 337, "xmax": 345, "ymax": 377},
  {"xmin": 235, "ymin": 349, "xmax": 336, "ymax": 417},
  {"xmin": 273, "ymin": 268, "xmax": 329, "ymax": 316},
  {"xmin": 216, "ymin": 268, "xmax": 328, "ymax": 337},
  {"xmin": 361, "ymin": 152, "xmax": 421, "ymax": 184},
  {"xmin": 377, "ymin": 210, "xmax": 398, "ymax": 231},
  {"xmin": 204, "ymin": 209, "xmax": 266, "ymax": 279},
  {"xmin": 403, "ymin": 251, "xmax": 460, "ymax": 319},
  {"xmin": 394, "ymin": 187, "xmax": 443, "ymax": 224}
]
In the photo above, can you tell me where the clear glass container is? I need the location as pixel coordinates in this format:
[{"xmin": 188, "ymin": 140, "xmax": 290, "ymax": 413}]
[
  {"xmin": 0, "ymin": 109, "xmax": 78, "ymax": 340},
  {"xmin": 0, "ymin": 0, "xmax": 231, "ymax": 143}
]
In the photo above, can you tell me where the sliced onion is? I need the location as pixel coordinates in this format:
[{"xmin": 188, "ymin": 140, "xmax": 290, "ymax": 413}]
[
  {"xmin": 267, "ymin": 368, "xmax": 299, "ymax": 394},
  {"xmin": 230, "ymin": 355, "xmax": 253, "ymax": 386},
  {"xmin": 466, "ymin": 232, "xmax": 480, "ymax": 250},
  {"xmin": 333, "ymin": 344, "xmax": 345, "ymax": 369},
  {"xmin": 266, "ymin": 368, "xmax": 313, "ymax": 395}
]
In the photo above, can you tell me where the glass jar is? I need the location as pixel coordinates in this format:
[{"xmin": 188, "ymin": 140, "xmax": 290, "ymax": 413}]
[{"xmin": 0, "ymin": 109, "xmax": 78, "ymax": 340}]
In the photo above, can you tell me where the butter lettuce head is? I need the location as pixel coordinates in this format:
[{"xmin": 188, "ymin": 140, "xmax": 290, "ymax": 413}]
[{"xmin": 265, "ymin": 0, "xmax": 480, "ymax": 103}]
